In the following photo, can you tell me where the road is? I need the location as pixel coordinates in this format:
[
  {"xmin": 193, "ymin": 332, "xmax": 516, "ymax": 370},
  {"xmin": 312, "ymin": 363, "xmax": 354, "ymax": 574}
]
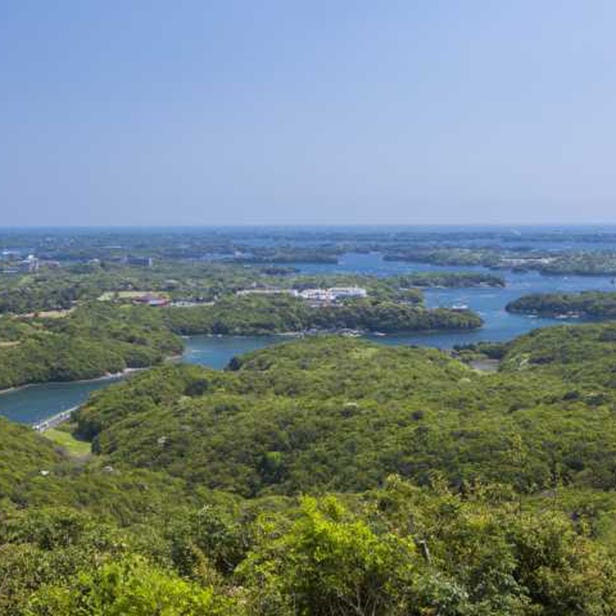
[{"xmin": 33, "ymin": 406, "xmax": 78, "ymax": 432}]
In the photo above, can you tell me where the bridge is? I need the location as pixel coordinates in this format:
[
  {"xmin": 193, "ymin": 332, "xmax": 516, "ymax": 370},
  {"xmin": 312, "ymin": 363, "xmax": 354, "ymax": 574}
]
[{"xmin": 33, "ymin": 406, "xmax": 78, "ymax": 432}]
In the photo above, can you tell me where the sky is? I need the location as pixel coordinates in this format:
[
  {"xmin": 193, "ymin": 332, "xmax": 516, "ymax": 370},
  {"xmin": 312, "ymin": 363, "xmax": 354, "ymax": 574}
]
[{"xmin": 1, "ymin": 0, "xmax": 616, "ymax": 226}]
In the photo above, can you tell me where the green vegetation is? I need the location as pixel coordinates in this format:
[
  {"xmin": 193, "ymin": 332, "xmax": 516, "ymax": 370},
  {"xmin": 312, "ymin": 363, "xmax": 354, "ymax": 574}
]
[
  {"xmin": 3, "ymin": 227, "xmax": 616, "ymax": 281},
  {"xmin": 5, "ymin": 325, "xmax": 616, "ymax": 612},
  {"xmin": 165, "ymin": 294, "xmax": 482, "ymax": 335},
  {"xmin": 0, "ymin": 258, "xmax": 502, "ymax": 315},
  {"xmin": 0, "ymin": 303, "xmax": 182, "ymax": 390},
  {"xmin": 72, "ymin": 330, "xmax": 616, "ymax": 498},
  {"xmin": 384, "ymin": 247, "xmax": 501, "ymax": 267},
  {"xmin": 384, "ymin": 246, "xmax": 616, "ymax": 276},
  {"xmin": 6, "ymin": 225, "xmax": 616, "ymax": 613},
  {"xmin": 43, "ymin": 426, "xmax": 91, "ymax": 458},
  {"xmin": 0, "ymin": 267, "xmax": 485, "ymax": 389},
  {"xmin": 3, "ymin": 325, "xmax": 616, "ymax": 612},
  {"xmin": 507, "ymin": 290, "xmax": 616, "ymax": 317},
  {"xmin": 0, "ymin": 417, "xmax": 62, "ymax": 498},
  {"xmin": 538, "ymin": 252, "xmax": 616, "ymax": 275},
  {"xmin": 393, "ymin": 271, "xmax": 504, "ymax": 287},
  {"xmin": 233, "ymin": 248, "xmax": 340, "ymax": 264}
]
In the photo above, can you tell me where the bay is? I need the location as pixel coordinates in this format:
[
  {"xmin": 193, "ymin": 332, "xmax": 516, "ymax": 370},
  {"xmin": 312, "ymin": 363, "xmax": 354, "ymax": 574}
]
[{"xmin": 2, "ymin": 251, "xmax": 615, "ymax": 425}]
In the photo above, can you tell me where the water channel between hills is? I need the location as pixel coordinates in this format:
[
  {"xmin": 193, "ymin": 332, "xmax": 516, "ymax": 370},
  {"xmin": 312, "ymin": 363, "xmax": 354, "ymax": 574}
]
[{"xmin": 2, "ymin": 252, "xmax": 615, "ymax": 425}]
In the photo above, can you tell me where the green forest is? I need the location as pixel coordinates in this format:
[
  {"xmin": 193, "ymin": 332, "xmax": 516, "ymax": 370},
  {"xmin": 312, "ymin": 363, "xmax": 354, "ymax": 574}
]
[
  {"xmin": 0, "ymin": 262, "xmax": 503, "ymax": 315},
  {"xmin": 3, "ymin": 324, "xmax": 616, "ymax": 613},
  {"xmin": 163, "ymin": 294, "xmax": 482, "ymax": 335},
  {"xmin": 0, "ymin": 303, "xmax": 182, "ymax": 389},
  {"xmin": 0, "ymin": 287, "xmax": 483, "ymax": 389},
  {"xmin": 383, "ymin": 247, "xmax": 616, "ymax": 276},
  {"xmin": 507, "ymin": 290, "xmax": 616, "ymax": 318}
]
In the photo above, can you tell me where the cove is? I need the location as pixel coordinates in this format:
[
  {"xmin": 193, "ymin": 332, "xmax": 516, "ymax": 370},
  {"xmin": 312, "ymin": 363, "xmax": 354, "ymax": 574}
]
[
  {"xmin": 0, "ymin": 337, "xmax": 283, "ymax": 426},
  {"xmin": 2, "ymin": 253, "xmax": 616, "ymax": 425}
]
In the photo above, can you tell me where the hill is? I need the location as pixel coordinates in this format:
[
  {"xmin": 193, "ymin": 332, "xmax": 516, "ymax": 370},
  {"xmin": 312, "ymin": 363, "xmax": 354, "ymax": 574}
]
[
  {"xmin": 506, "ymin": 290, "xmax": 616, "ymax": 318},
  {"xmin": 75, "ymin": 330, "xmax": 616, "ymax": 496},
  {"xmin": 3, "ymin": 326, "xmax": 616, "ymax": 613}
]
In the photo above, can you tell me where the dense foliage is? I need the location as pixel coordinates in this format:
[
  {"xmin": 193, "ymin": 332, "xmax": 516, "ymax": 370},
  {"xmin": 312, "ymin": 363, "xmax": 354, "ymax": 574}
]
[
  {"xmin": 394, "ymin": 271, "xmax": 504, "ymax": 287},
  {"xmin": 384, "ymin": 247, "xmax": 501, "ymax": 267},
  {"xmin": 4, "ymin": 226, "xmax": 616, "ymax": 279},
  {"xmin": 165, "ymin": 295, "xmax": 482, "ymax": 335},
  {"xmin": 3, "ymin": 324, "xmax": 616, "ymax": 612},
  {"xmin": 507, "ymin": 290, "xmax": 616, "ymax": 317},
  {"xmin": 0, "ymin": 303, "xmax": 182, "ymax": 389},
  {"xmin": 0, "ymin": 259, "xmax": 503, "ymax": 317},
  {"xmin": 72, "ymin": 330, "xmax": 616, "ymax": 498},
  {"xmin": 384, "ymin": 247, "xmax": 616, "ymax": 276},
  {"xmin": 0, "ymin": 269, "xmax": 485, "ymax": 388}
]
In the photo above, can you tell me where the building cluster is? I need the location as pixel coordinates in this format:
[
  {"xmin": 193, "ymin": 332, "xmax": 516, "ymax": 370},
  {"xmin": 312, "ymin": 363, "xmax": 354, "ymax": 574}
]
[
  {"xmin": 237, "ymin": 286, "xmax": 367, "ymax": 304},
  {"xmin": 298, "ymin": 286, "xmax": 367, "ymax": 302},
  {"xmin": 1, "ymin": 251, "xmax": 61, "ymax": 274}
]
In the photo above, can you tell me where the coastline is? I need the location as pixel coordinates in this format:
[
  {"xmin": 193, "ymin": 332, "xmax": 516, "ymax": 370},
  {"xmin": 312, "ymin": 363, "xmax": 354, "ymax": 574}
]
[
  {"xmin": 33, "ymin": 406, "xmax": 80, "ymax": 432},
  {"xmin": 1, "ymin": 357, "xmax": 190, "ymax": 427},
  {"xmin": 2, "ymin": 326, "xmax": 484, "ymax": 427},
  {"xmin": 0, "ymin": 366, "xmax": 144, "ymax": 397}
]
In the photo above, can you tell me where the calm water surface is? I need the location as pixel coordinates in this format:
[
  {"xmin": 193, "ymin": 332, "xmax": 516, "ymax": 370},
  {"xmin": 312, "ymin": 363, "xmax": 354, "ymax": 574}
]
[
  {"xmin": 0, "ymin": 377, "xmax": 125, "ymax": 425},
  {"xmin": 2, "ymin": 252, "xmax": 615, "ymax": 424}
]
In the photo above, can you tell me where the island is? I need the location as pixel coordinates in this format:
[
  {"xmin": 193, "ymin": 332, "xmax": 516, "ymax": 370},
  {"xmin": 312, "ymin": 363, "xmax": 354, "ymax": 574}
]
[{"xmin": 506, "ymin": 291, "xmax": 616, "ymax": 318}]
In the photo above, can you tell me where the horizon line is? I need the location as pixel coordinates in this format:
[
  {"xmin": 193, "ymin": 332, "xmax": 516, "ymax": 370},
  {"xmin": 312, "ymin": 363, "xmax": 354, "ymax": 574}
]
[{"xmin": 2, "ymin": 222, "xmax": 616, "ymax": 230}]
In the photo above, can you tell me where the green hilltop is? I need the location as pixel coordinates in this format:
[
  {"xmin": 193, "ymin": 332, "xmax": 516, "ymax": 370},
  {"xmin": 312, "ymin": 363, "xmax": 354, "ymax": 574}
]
[{"xmin": 3, "ymin": 325, "xmax": 616, "ymax": 613}]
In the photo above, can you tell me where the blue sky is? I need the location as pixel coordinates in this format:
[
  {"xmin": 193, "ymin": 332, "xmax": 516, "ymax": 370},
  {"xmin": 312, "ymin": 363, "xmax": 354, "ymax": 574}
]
[{"xmin": 1, "ymin": 1, "xmax": 616, "ymax": 226}]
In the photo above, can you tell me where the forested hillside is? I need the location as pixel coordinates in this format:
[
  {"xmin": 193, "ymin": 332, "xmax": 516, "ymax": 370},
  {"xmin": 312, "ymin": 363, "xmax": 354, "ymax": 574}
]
[
  {"xmin": 164, "ymin": 294, "xmax": 483, "ymax": 335},
  {"xmin": 76, "ymin": 331, "xmax": 616, "ymax": 496},
  {"xmin": 507, "ymin": 290, "xmax": 616, "ymax": 318},
  {"xmin": 4, "ymin": 325, "xmax": 616, "ymax": 613},
  {"xmin": 0, "ymin": 292, "xmax": 482, "ymax": 390},
  {"xmin": 0, "ymin": 303, "xmax": 183, "ymax": 389}
]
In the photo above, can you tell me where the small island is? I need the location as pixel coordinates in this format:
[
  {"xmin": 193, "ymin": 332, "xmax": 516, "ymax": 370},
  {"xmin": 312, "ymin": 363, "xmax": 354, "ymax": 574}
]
[{"xmin": 506, "ymin": 291, "xmax": 616, "ymax": 319}]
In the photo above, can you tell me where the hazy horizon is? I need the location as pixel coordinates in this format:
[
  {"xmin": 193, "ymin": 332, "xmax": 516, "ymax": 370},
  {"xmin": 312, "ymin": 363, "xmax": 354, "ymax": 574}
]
[
  {"xmin": 2, "ymin": 1, "xmax": 616, "ymax": 226},
  {"xmin": 4, "ymin": 223, "xmax": 616, "ymax": 232}
]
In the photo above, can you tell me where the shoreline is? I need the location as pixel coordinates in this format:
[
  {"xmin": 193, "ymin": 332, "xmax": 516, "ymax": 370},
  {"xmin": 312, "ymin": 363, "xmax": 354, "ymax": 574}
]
[
  {"xmin": 4, "ymin": 328, "xmax": 484, "ymax": 427},
  {"xmin": 186, "ymin": 323, "xmax": 483, "ymax": 338},
  {"xmin": 33, "ymin": 406, "xmax": 80, "ymax": 432},
  {"xmin": 2, "ymin": 359, "xmax": 185, "ymax": 427},
  {"xmin": 0, "ymin": 366, "xmax": 145, "ymax": 397}
]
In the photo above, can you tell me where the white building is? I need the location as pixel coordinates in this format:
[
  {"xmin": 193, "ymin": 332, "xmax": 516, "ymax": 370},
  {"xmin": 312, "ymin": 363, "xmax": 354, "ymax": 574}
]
[
  {"xmin": 329, "ymin": 286, "xmax": 368, "ymax": 299},
  {"xmin": 299, "ymin": 287, "xmax": 367, "ymax": 302},
  {"xmin": 20, "ymin": 255, "xmax": 39, "ymax": 272},
  {"xmin": 299, "ymin": 289, "xmax": 334, "ymax": 302}
]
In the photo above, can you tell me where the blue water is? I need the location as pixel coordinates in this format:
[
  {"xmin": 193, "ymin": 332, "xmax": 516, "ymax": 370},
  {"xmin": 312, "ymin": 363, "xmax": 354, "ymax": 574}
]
[
  {"xmin": 2, "ymin": 251, "xmax": 615, "ymax": 425},
  {"xmin": 293, "ymin": 252, "xmax": 616, "ymax": 344},
  {"xmin": 182, "ymin": 335, "xmax": 285, "ymax": 369},
  {"xmin": 0, "ymin": 376, "xmax": 126, "ymax": 425}
]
